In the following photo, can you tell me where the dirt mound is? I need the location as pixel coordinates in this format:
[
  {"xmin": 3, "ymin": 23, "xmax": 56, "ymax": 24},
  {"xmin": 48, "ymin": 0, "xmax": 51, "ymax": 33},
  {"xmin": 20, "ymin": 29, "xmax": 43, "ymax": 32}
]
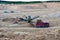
[{"xmin": 2, "ymin": 18, "xmax": 15, "ymax": 22}]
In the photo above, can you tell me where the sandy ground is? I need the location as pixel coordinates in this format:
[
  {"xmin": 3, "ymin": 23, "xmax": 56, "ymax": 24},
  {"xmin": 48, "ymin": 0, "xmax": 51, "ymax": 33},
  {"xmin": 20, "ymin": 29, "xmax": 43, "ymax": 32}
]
[
  {"xmin": 0, "ymin": 2, "xmax": 60, "ymax": 40},
  {"xmin": 0, "ymin": 28, "xmax": 60, "ymax": 40}
]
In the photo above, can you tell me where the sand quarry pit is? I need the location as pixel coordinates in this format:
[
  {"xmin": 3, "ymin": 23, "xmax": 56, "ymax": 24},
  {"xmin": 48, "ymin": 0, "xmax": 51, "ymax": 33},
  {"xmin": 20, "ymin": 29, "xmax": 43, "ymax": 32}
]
[
  {"xmin": 0, "ymin": 2, "xmax": 60, "ymax": 40},
  {"xmin": 0, "ymin": 2, "xmax": 60, "ymax": 27}
]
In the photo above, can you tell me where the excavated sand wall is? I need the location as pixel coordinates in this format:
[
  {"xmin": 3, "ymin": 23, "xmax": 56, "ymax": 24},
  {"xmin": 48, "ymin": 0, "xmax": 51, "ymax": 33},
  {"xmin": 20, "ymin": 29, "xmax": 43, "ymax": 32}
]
[{"xmin": 0, "ymin": 2, "xmax": 60, "ymax": 10}]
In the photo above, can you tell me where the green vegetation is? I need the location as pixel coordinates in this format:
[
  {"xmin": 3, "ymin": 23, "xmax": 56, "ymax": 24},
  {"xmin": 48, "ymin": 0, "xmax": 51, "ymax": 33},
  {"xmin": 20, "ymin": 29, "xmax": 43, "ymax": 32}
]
[
  {"xmin": 0, "ymin": 1, "xmax": 60, "ymax": 4},
  {"xmin": 0, "ymin": 1, "xmax": 42, "ymax": 4},
  {"xmin": 46, "ymin": 1, "xmax": 60, "ymax": 2}
]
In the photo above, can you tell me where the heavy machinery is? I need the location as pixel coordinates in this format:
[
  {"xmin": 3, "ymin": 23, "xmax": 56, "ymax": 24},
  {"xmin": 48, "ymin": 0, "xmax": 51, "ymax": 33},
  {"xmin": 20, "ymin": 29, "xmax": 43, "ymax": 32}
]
[{"xmin": 14, "ymin": 16, "xmax": 39, "ymax": 24}]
